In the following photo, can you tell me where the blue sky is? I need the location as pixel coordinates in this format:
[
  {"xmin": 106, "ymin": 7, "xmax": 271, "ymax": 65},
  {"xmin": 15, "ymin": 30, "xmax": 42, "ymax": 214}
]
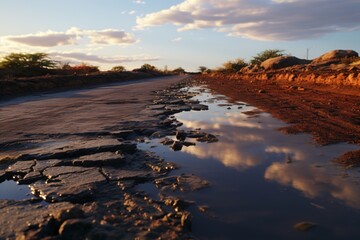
[{"xmin": 0, "ymin": 0, "xmax": 359, "ymax": 72}]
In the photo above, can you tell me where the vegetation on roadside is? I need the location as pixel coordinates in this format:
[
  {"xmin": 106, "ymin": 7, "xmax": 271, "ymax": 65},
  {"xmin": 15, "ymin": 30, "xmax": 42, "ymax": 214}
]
[
  {"xmin": 250, "ymin": 49, "xmax": 284, "ymax": 65},
  {"xmin": 202, "ymin": 49, "xmax": 285, "ymax": 74},
  {"xmin": 0, "ymin": 52, "xmax": 188, "ymax": 80},
  {"xmin": 0, "ymin": 53, "xmax": 56, "ymax": 78}
]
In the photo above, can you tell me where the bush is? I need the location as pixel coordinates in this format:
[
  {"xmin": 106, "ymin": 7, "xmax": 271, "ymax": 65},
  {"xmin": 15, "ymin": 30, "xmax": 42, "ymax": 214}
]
[
  {"xmin": 172, "ymin": 67, "xmax": 186, "ymax": 74},
  {"xmin": 250, "ymin": 49, "xmax": 284, "ymax": 65},
  {"xmin": 111, "ymin": 66, "xmax": 126, "ymax": 72},
  {"xmin": 66, "ymin": 63, "xmax": 100, "ymax": 74},
  {"xmin": 216, "ymin": 58, "xmax": 248, "ymax": 73},
  {"xmin": 133, "ymin": 64, "xmax": 159, "ymax": 73}
]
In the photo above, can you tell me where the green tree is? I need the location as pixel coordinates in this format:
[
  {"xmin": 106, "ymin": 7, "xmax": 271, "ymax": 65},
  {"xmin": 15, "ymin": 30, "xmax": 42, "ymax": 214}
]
[
  {"xmin": 111, "ymin": 65, "xmax": 126, "ymax": 72},
  {"xmin": 0, "ymin": 52, "xmax": 56, "ymax": 77},
  {"xmin": 250, "ymin": 49, "xmax": 284, "ymax": 65}
]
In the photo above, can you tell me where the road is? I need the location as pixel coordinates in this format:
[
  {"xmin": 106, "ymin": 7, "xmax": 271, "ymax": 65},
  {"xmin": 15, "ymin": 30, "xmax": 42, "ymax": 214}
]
[{"xmin": 0, "ymin": 75, "xmax": 187, "ymax": 145}]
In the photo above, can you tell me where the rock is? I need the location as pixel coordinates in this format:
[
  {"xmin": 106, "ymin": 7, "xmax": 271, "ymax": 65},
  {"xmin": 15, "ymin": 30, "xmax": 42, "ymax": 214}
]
[
  {"xmin": 261, "ymin": 56, "xmax": 310, "ymax": 70},
  {"xmin": 6, "ymin": 160, "xmax": 35, "ymax": 175},
  {"xmin": 58, "ymin": 219, "xmax": 92, "ymax": 239},
  {"xmin": 34, "ymin": 159, "xmax": 62, "ymax": 172},
  {"xmin": 110, "ymin": 130, "xmax": 134, "ymax": 138},
  {"xmin": 43, "ymin": 166, "xmax": 89, "ymax": 179},
  {"xmin": 147, "ymin": 104, "xmax": 165, "ymax": 110},
  {"xmin": 146, "ymin": 161, "xmax": 178, "ymax": 173},
  {"xmin": 312, "ymin": 49, "xmax": 359, "ymax": 65},
  {"xmin": 182, "ymin": 142, "xmax": 196, "ymax": 147},
  {"xmin": 293, "ymin": 221, "xmax": 317, "ymax": 231},
  {"xmin": 102, "ymin": 167, "xmax": 151, "ymax": 181},
  {"xmin": 53, "ymin": 206, "xmax": 85, "ymax": 222},
  {"xmin": 334, "ymin": 149, "xmax": 360, "ymax": 168},
  {"xmin": 176, "ymin": 130, "xmax": 187, "ymax": 141},
  {"xmin": 171, "ymin": 141, "xmax": 183, "ymax": 151},
  {"xmin": 190, "ymin": 104, "xmax": 209, "ymax": 111},
  {"xmin": 196, "ymin": 134, "xmax": 218, "ymax": 143},
  {"xmin": 72, "ymin": 152, "xmax": 125, "ymax": 167},
  {"xmin": 155, "ymin": 174, "xmax": 209, "ymax": 192},
  {"xmin": 15, "ymin": 138, "xmax": 129, "ymax": 161},
  {"xmin": 0, "ymin": 170, "xmax": 10, "ymax": 182},
  {"xmin": 180, "ymin": 211, "xmax": 192, "ymax": 230},
  {"xmin": 31, "ymin": 168, "xmax": 106, "ymax": 203},
  {"xmin": 258, "ymin": 89, "xmax": 266, "ymax": 94},
  {"xmin": 0, "ymin": 200, "xmax": 74, "ymax": 240},
  {"xmin": 160, "ymin": 138, "xmax": 175, "ymax": 145}
]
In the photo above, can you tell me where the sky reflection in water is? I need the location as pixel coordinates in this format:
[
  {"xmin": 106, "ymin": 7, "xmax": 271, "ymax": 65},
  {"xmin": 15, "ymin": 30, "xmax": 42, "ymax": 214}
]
[
  {"xmin": 177, "ymin": 87, "xmax": 360, "ymax": 209},
  {"xmin": 140, "ymin": 86, "xmax": 360, "ymax": 239}
]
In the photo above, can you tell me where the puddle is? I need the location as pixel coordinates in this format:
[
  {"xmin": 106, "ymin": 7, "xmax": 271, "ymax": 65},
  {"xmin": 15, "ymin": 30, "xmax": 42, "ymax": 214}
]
[
  {"xmin": 0, "ymin": 180, "xmax": 32, "ymax": 200},
  {"xmin": 139, "ymin": 86, "xmax": 360, "ymax": 240}
]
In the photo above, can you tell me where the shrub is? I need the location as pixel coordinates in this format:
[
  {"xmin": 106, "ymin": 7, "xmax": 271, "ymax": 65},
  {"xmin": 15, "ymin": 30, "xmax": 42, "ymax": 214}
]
[
  {"xmin": 172, "ymin": 67, "xmax": 186, "ymax": 74},
  {"xmin": 216, "ymin": 58, "xmax": 248, "ymax": 73},
  {"xmin": 250, "ymin": 49, "xmax": 284, "ymax": 65},
  {"xmin": 198, "ymin": 66, "xmax": 208, "ymax": 73},
  {"xmin": 67, "ymin": 63, "xmax": 100, "ymax": 74},
  {"xmin": 111, "ymin": 65, "xmax": 126, "ymax": 72},
  {"xmin": 133, "ymin": 64, "xmax": 159, "ymax": 73}
]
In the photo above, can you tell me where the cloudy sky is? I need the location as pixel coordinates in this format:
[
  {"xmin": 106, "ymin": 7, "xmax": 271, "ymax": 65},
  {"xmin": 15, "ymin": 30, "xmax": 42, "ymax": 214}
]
[{"xmin": 1, "ymin": 0, "xmax": 359, "ymax": 71}]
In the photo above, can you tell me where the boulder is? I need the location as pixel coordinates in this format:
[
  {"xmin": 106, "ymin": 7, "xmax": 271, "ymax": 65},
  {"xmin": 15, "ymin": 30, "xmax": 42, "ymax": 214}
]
[
  {"xmin": 260, "ymin": 56, "xmax": 310, "ymax": 70},
  {"xmin": 312, "ymin": 49, "xmax": 359, "ymax": 65}
]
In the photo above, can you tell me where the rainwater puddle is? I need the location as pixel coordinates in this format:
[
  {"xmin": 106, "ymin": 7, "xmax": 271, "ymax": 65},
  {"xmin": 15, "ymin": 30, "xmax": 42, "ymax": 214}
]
[
  {"xmin": 139, "ymin": 86, "xmax": 360, "ymax": 240},
  {"xmin": 0, "ymin": 180, "xmax": 32, "ymax": 200}
]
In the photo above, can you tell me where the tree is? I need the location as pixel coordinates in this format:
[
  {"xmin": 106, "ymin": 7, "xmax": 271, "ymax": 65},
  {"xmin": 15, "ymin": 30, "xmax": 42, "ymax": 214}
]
[
  {"xmin": 172, "ymin": 67, "xmax": 186, "ymax": 74},
  {"xmin": 133, "ymin": 63, "xmax": 159, "ymax": 73},
  {"xmin": 111, "ymin": 65, "xmax": 126, "ymax": 72},
  {"xmin": 198, "ymin": 66, "xmax": 208, "ymax": 73},
  {"xmin": 0, "ymin": 52, "xmax": 56, "ymax": 77},
  {"xmin": 250, "ymin": 49, "xmax": 284, "ymax": 65},
  {"xmin": 221, "ymin": 58, "xmax": 248, "ymax": 73}
]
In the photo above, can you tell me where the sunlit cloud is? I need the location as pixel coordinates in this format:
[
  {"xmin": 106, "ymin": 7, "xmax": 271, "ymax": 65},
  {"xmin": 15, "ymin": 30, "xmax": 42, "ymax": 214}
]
[
  {"xmin": 85, "ymin": 29, "xmax": 136, "ymax": 45},
  {"xmin": 4, "ymin": 30, "xmax": 78, "ymax": 47},
  {"xmin": 265, "ymin": 162, "xmax": 360, "ymax": 209},
  {"xmin": 136, "ymin": 0, "xmax": 360, "ymax": 41},
  {"xmin": 2, "ymin": 27, "xmax": 136, "ymax": 48},
  {"xmin": 50, "ymin": 51, "xmax": 159, "ymax": 64}
]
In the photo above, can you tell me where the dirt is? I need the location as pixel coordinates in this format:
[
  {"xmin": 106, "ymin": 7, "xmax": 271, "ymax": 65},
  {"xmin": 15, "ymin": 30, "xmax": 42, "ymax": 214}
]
[
  {"xmin": 0, "ymin": 76, "xmax": 221, "ymax": 239},
  {"xmin": 335, "ymin": 149, "xmax": 360, "ymax": 168},
  {"xmin": 196, "ymin": 74, "xmax": 360, "ymax": 146}
]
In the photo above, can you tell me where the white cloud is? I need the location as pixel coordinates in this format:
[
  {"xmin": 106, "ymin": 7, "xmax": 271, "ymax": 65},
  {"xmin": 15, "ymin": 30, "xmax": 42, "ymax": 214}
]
[
  {"xmin": 2, "ymin": 28, "xmax": 136, "ymax": 47},
  {"xmin": 134, "ymin": 0, "xmax": 146, "ymax": 4},
  {"xmin": 50, "ymin": 52, "xmax": 158, "ymax": 64},
  {"xmin": 85, "ymin": 29, "xmax": 137, "ymax": 45},
  {"xmin": 4, "ymin": 30, "xmax": 78, "ymax": 47},
  {"xmin": 136, "ymin": 0, "xmax": 360, "ymax": 41},
  {"xmin": 172, "ymin": 37, "xmax": 182, "ymax": 42}
]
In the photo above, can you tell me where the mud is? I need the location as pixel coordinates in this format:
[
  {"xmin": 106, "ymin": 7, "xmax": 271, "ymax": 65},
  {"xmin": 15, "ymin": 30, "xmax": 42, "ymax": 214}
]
[
  {"xmin": 0, "ymin": 76, "xmax": 218, "ymax": 239},
  {"xmin": 196, "ymin": 74, "xmax": 360, "ymax": 146}
]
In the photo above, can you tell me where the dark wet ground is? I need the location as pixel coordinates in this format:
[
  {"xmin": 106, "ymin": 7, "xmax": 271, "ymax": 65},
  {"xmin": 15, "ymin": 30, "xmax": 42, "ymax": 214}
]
[
  {"xmin": 1, "ymin": 80, "xmax": 360, "ymax": 239},
  {"xmin": 138, "ymin": 86, "xmax": 360, "ymax": 240}
]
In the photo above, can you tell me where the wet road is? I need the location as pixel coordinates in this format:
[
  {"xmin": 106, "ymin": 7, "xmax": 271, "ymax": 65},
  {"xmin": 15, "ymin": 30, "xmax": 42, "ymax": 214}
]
[{"xmin": 0, "ymin": 75, "xmax": 187, "ymax": 144}]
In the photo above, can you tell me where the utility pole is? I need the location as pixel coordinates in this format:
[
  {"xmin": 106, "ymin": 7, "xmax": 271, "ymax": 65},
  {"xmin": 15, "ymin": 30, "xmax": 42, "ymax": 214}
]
[{"xmin": 306, "ymin": 48, "xmax": 310, "ymax": 60}]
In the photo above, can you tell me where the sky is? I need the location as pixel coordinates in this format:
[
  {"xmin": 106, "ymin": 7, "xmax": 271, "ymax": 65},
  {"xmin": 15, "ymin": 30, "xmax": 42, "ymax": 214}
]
[{"xmin": 0, "ymin": 0, "xmax": 359, "ymax": 72}]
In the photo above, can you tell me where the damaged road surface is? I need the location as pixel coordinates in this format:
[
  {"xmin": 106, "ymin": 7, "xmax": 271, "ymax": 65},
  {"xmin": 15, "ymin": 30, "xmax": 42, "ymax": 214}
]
[{"xmin": 0, "ymin": 76, "xmax": 213, "ymax": 239}]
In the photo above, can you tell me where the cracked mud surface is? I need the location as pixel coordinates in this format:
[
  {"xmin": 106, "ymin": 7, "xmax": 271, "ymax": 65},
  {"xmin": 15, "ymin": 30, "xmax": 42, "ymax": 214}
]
[{"xmin": 0, "ymin": 76, "xmax": 216, "ymax": 239}]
